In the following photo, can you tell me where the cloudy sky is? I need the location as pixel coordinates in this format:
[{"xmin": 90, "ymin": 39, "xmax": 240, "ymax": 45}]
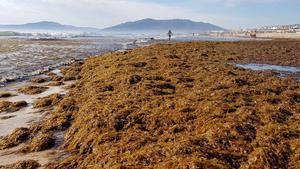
[{"xmin": 0, "ymin": 0, "xmax": 298, "ymax": 29}]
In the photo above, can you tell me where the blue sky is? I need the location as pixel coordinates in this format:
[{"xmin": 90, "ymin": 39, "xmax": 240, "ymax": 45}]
[{"xmin": 0, "ymin": 0, "xmax": 299, "ymax": 29}]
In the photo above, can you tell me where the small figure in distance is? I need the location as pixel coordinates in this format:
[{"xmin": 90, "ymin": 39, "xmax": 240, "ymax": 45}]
[
  {"xmin": 250, "ymin": 30, "xmax": 257, "ymax": 38},
  {"xmin": 168, "ymin": 30, "xmax": 173, "ymax": 41}
]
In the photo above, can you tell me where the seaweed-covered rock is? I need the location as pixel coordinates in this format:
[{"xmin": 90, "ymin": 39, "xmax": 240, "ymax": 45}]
[
  {"xmin": 60, "ymin": 63, "xmax": 82, "ymax": 81},
  {"xmin": 0, "ymin": 160, "xmax": 40, "ymax": 169},
  {"xmin": 30, "ymin": 77, "xmax": 51, "ymax": 83},
  {"xmin": 0, "ymin": 128, "xmax": 30, "ymax": 149},
  {"xmin": 50, "ymin": 75, "xmax": 63, "ymax": 82},
  {"xmin": 0, "ymin": 115, "xmax": 16, "ymax": 120},
  {"xmin": 0, "ymin": 101, "xmax": 27, "ymax": 113},
  {"xmin": 47, "ymin": 81, "xmax": 64, "ymax": 86},
  {"xmin": 0, "ymin": 92, "xmax": 13, "ymax": 98},
  {"xmin": 34, "ymin": 94, "xmax": 64, "ymax": 109},
  {"xmin": 21, "ymin": 133, "xmax": 55, "ymax": 152},
  {"xmin": 18, "ymin": 86, "xmax": 49, "ymax": 95}
]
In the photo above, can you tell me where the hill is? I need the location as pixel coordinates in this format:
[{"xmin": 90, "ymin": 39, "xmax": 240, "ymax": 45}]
[
  {"xmin": 104, "ymin": 18, "xmax": 225, "ymax": 32},
  {"xmin": 0, "ymin": 21, "xmax": 101, "ymax": 32}
]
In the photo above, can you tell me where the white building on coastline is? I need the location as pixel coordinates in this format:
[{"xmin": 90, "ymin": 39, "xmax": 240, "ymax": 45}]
[{"xmin": 259, "ymin": 24, "xmax": 300, "ymax": 33}]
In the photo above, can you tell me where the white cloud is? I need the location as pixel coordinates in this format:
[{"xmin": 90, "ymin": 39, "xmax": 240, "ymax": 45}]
[
  {"xmin": 190, "ymin": 0, "xmax": 283, "ymax": 7},
  {"xmin": 0, "ymin": 0, "xmax": 190, "ymax": 26}
]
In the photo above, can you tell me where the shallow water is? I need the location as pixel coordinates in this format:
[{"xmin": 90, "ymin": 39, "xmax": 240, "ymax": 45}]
[
  {"xmin": 173, "ymin": 35, "xmax": 256, "ymax": 42},
  {"xmin": 0, "ymin": 70, "xmax": 73, "ymax": 137},
  {"xmin": 236, "ymin": 63, "xmax": 300, "ymax": 82},
  {"xmin": 0, "ymin": 37, "xmax": 136, "ymax": 85},
  {"xmin": 0, "ymin": 69, "xmax": 74, "ymax": 167},
  {"xmin": 236, "ymin": 63, "xmax": 300, "ymax": 73}
]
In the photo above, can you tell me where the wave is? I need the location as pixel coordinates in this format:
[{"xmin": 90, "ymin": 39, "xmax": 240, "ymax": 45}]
[{"xmin": 0, "ymin": 37, "xmax": 141, "ymax": 87}]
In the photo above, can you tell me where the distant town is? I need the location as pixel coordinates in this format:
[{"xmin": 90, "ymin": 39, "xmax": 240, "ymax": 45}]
[
  {"xmin": 222, "ymin": 24, "xmax": 300, "ymax": 39},
  {"xmin": 256, "ymin": 24, "xmax": 300, "ymax": 33}
]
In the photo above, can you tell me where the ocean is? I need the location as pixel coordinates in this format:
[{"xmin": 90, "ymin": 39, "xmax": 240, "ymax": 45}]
[{"xmin": 0, "ymin": 36, "xmax": 137, "ymax": 86}]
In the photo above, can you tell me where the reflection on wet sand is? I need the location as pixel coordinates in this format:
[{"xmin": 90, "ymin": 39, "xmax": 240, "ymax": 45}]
[{"xmin": 0, "ymin": 69, "xmax": 74, "ymax": 167}]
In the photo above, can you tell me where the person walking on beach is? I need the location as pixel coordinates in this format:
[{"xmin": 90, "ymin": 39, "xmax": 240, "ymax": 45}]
[{"xmin": 168, "ymin": 30, "xmax": 173, "ymax": 41}]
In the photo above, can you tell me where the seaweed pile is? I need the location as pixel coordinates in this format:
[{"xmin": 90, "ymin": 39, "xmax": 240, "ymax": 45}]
[{"xmin": 1, "ymin": 40, "xmax": 300, "ymax": 168}]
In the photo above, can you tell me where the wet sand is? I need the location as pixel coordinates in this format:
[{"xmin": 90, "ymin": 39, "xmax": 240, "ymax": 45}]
[
  {"xmin": 0, "ymin": 84, "xmax": 70, "ymax": 137},
  {"xmin": 0, "ymin": 131, "xmax": 66, "ymax": 167},
  {"xmin": 0, "ymin": 69, "xmax": 74, "ymax": 168}
]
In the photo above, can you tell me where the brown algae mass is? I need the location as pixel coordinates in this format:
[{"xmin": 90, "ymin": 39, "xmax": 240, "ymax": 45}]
[
  {"xmin": 33, "ymin": 94, "xmax": 64, "ymax": 109},
  {"xmin": 0, "ymin": 92, "xmax": 13, "ymax": 98},
  {"xmin": 41, "ymin": 40, "xmax": 300, "ymax": 168},
  {"xmin": 18, "ymin": 86, "xmax": 49, "ymax": 95},
  {"xmin": 0, "ymin": 127, "xmax": 31, "ymax": 150},
  {"xmin": 30, "ymin": 77, "xmax": 51, "ymax": 84},
  {"xmin": 0, "ymin": 101, "xmax": 27, "ymax": 113},
  {"xmin": 0, "ymin": 160, "xmax": 40, "ymax": 169},
  {"xmin": 1, "ymin": 40, "xmax": 300, "ymax": 168}
]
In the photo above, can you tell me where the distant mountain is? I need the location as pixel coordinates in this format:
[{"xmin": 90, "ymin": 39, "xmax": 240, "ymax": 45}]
[
  {"xmin": 0, "ymin": 21, "xmax": 101, "ymax": 32},
  {"xmin": 0, "ymin": 19, "xmax": 225, "ymax": 33},
  {"xmin": 104, "ymin": 18, "xmax": 225, "ymax": 32},
  {"xmin": 0, "ymin": 31, "xmax": 21, "ymax": 36}
]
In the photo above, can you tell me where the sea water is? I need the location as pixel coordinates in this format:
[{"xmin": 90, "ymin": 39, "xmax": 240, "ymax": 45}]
[{"xmin": 0, "ymin": 36, "xmax": 137, "ymax": 86}]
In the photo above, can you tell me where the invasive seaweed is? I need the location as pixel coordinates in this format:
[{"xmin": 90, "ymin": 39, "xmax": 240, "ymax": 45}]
[
  {"xmin": 2, "ymin": 40, "xmax": 299, "ymax": 168},
  {"xmin": 45, "ymin": 41, "xmax": 299, "ymax": 168}
]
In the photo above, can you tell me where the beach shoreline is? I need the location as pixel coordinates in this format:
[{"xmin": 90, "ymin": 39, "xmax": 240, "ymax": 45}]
[{"xmin": 210, "ymin": 32, "xmax": 300, "ymax": 40}]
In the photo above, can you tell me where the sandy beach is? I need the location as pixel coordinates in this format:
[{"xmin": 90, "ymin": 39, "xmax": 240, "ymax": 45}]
[
  {"xmin": 209, "ymin": 32, "xmax": 300, "ymax": 40},
  {"xmin": 256, "ymin": 32, "xmax": 300, "ymax": 39},
  {"xmin": 0, "ymin": 40, "xmax": 299, "ymax": 168}
]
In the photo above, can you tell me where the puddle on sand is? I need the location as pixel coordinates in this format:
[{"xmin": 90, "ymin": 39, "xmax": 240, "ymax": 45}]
[
  {"xmin": 0, "ymin": 147, "xmax": 64, "ymax": 168},
  {"xmin": 0, "ymin": 107, "xmax": 47, "ymax": 137},
  {"xmin": 235, "ymin": 63, "xmax": 300, "ymax": 82},
  {"xmin": 235, "ymin": 63, "xmax": 300, "ymax": 73},
  {"xmin": 0, "ymin": 67, "xmax": 74, "ymax": 167},
  {"xmin": 0, "ymin": 81, "xmax": 73, "ymax": 137},
  {"xmin": 0, "ymin": 80, "xmax": 74, "ymax": 167}
]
